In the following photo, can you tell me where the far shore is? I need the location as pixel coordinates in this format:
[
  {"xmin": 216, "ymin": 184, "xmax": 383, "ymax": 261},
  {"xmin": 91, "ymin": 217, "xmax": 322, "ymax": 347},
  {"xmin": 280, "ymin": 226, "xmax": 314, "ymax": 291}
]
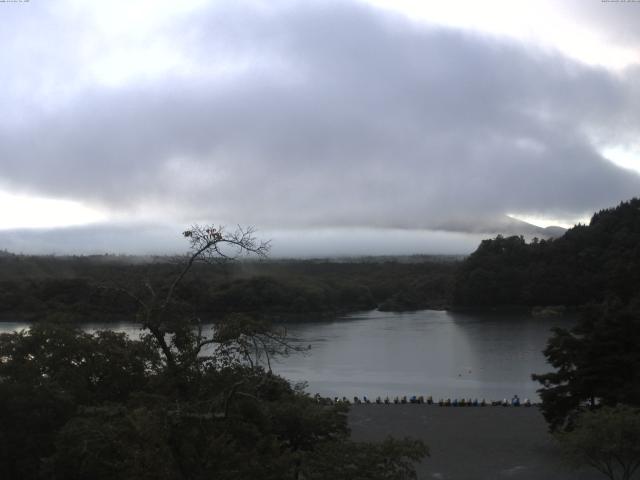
[{"xmin": 0, "ymin": 304, "xmax": 582, "ymax": 324}]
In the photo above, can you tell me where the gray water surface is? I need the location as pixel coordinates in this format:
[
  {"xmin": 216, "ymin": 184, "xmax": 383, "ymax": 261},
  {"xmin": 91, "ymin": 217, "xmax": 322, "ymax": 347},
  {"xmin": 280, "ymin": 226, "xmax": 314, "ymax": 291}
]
[
  {"xmin": 272, "ymin": 309, "xmax": 570, "ymax": 400},
  {"xmin": 1, "ymin": 309, "xmax": 571, "ymax": 400}
]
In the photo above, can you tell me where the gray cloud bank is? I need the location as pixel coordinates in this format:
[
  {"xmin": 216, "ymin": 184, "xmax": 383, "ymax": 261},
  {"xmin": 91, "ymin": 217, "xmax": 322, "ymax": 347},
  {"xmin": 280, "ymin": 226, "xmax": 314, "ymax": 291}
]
[
  {"xmin": 1, "ymin": 1, "xmax": 639, "ymax": 254},
  {"xmin": 0, "ymin": 224, "xmax": 485, "ymax": 257}
]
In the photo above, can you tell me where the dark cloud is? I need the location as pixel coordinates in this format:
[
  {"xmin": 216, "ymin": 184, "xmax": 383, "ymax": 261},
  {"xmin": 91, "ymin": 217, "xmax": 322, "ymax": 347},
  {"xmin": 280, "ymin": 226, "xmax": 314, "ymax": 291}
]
[{"xmin": 1, "ymin": 0, "xmax": 639, "ymax": 243}]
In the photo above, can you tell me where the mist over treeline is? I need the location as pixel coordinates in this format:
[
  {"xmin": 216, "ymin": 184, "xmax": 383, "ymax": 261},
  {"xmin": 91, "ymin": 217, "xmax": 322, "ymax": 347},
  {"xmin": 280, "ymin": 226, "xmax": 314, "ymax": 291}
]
[
  {"xmin": 2, "ymin": 197, "xmax": 640, "ymax": 322},
  {"xmin": 0, "ymin": 252, "xmax": 458, "ymax": 321}
]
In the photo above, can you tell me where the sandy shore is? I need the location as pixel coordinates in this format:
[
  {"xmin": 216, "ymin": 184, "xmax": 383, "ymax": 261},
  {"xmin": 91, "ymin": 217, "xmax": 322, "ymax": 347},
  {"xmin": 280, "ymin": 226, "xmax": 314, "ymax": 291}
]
[{"xmin": 349, "ymin": 405, "xmax": 602, "ymax": 480}]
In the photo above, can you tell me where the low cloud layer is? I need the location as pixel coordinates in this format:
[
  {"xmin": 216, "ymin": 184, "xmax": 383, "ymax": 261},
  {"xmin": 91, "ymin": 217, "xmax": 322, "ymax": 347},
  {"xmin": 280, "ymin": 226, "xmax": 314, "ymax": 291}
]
[
  {"xmin": 0, "ymin": 224, "xmax": 486, "ymax": 257},
  {"xmin": 1, "ymin": 1, "xmax": 639, "ymax": 253}
]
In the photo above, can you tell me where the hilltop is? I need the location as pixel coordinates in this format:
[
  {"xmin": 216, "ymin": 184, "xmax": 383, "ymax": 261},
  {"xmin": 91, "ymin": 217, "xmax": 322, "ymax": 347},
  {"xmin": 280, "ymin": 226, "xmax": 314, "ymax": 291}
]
[{"xmin": 453, "ymin": 198, "xmax": 640, "ymax": 308}]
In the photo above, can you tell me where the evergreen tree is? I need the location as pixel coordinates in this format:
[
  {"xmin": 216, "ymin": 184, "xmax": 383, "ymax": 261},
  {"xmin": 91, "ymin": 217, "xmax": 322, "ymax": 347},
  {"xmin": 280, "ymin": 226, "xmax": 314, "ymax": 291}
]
[{"xmin": 533, "ymin": 298, "xmax": 640, "ymax": 431}]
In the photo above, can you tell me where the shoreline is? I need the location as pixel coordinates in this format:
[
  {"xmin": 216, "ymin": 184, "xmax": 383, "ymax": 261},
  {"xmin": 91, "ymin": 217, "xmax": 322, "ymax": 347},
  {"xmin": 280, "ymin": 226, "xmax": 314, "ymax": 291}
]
[{"xmin": 0, "ymin": 304, "xmax": 578, "ymax": 323}]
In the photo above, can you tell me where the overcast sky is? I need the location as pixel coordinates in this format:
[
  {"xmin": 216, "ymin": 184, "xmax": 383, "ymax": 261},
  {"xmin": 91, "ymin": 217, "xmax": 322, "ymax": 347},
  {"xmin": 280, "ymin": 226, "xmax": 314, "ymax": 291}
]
[{"xmin": 1, "ymin": 0, "xmax": 639, "ymax": 256}]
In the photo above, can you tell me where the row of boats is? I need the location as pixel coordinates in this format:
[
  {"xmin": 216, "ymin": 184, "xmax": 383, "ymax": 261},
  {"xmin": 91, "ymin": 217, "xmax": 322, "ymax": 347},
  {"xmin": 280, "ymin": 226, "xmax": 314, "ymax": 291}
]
[{"xmin": 315, "ymin": 394, "xmax": 535, "ymax": 407}]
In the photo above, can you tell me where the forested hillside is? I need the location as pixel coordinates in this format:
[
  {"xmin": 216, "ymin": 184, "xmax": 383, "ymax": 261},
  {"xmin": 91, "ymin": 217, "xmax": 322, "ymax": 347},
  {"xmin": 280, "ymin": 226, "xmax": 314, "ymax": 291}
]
[{"xmin": 453, "ymin": 198, "xmax": 640, "ymax": 308}]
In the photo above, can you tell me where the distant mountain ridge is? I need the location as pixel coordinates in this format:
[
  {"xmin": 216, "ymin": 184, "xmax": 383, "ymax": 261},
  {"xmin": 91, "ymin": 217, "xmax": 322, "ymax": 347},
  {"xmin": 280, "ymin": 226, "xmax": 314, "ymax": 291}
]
[
  {"xmin": 494, "ymin": 216, "xmax": 567, "ymax": 239},
  {"xmin": 453, "ymin": 198, "xmax": 640, "ymax": 308},
  {"xmin": 540, "ymin": 225, "xmax": 567, "ymax": 238},
  {"xmin": 427, "ymin": 214, "xmax": 567, "ymax": 239}
]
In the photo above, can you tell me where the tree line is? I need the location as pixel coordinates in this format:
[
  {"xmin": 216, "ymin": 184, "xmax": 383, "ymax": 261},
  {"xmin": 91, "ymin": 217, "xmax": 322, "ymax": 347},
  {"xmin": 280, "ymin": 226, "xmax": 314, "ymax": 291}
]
[
  {"xmin": 453, "ymin": 198, "xmax": 640, "ymax": 308},
  {"xmin": 0, "ymin": 253, "xmax": 456, "ymax": 321}
]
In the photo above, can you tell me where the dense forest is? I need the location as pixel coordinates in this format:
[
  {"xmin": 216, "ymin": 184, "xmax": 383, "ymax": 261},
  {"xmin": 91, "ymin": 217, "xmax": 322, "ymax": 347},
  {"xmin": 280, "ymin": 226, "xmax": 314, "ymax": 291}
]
[
  {"xmin": 0, "ymin": 252, "xmax": 457, "ymax": 322},
  {"xmin": 453, "ymin": 198, "xmax": 640, "ymax": 308}
]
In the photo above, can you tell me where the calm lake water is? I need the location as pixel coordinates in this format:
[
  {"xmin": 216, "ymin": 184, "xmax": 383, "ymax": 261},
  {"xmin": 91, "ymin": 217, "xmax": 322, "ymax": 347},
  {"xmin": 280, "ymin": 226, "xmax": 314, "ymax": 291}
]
[{"xmin": 0, "ymin": 309, "xmax": 572, "ymax": 401}]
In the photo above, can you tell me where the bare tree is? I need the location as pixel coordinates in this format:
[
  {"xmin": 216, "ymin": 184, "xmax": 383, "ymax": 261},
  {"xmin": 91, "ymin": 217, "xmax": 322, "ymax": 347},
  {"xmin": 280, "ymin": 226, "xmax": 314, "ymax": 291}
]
[
  {"xmin": 117, "ymin": 224, "xmax": 270, "ymax": 371},
  {"xmin": 212, "ymin": 313, "xmax": 303, "ymax": 373}
]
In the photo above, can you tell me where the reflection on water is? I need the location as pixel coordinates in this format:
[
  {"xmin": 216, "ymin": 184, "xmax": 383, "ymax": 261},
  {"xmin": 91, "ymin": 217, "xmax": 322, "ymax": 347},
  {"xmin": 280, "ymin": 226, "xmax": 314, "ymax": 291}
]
[
  {"xmin": 0, "ymin": 310, "xmax": 573, "ymax": 400},
  {"xmin": 273, "ymin": 310, "xmax": 573, "ymax": 400}
]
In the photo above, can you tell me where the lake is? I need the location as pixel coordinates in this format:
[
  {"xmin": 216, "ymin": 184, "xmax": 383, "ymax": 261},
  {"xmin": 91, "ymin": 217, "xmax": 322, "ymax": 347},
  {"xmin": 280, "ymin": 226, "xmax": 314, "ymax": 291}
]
[{"xmin": 0, "ymin": 309, "xmax": 571, "ymax": 401}]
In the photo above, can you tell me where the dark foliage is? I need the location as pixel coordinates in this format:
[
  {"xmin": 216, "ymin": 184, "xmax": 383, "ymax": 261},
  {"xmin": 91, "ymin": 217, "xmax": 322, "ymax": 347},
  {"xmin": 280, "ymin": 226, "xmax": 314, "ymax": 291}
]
[
  {"xmin": 453, "ymin": 198, "xmax": 640, "ymax": 308},
  {"xmin": 0, "ymin": 255, "xmax": 457, "ymax": 321},
  {"xmin": 556, "ymin": 405, "xmax": 640, "ymax": 480},
  {"xmin": 532, "ymin": 298, "xmax": 640, "ymax": 431},
  {"xmin": 0, "ymin": 323, "xmax": 427, "ymax": 480},
  {"xmin": 0, "ymin": 323, "xmax": 160, "ymax": 479}
]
